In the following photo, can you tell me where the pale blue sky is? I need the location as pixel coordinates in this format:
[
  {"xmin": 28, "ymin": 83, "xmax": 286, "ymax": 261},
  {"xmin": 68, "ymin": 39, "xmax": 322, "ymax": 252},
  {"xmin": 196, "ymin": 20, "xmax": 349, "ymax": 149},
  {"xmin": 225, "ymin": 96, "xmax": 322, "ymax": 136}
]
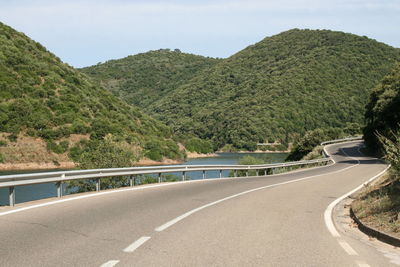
[{"xmin": 0, "ymin": 0, "xmax": 399, "ymax": 68}]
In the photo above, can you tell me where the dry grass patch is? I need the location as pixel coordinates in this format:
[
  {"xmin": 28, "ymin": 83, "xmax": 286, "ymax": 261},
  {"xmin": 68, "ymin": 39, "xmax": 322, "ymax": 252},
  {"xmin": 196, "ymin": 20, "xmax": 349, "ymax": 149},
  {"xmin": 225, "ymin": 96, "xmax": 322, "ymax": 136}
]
[
  {"xmin": 352, "ymin": 171, "xmax": 400, "ymax": 238},
  {"xmin": 0, "ymin": 133, "xmax": 89, "ymax": 165}
]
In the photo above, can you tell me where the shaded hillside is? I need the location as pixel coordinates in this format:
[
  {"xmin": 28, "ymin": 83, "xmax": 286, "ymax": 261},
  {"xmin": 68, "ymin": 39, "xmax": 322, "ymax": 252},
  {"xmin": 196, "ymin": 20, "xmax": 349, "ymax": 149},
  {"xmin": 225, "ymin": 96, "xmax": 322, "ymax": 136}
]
[
  {"xmin": 364, "ymin": 63, "xmax": 400, "ymax": 153},
  {"xmin": 81, "ymin": 49, "xmax": 221, "ymax": 108},
  {"xmin": 149, "ymin": 29, "xmax": 400, "ymax": 150},
  {"xmin": 352, "ymin": 64, "xmax": 400, "ymax": 240},
  {"xmin": 0, "ymin": 22, "xmax": 184, "ymax": 168}
]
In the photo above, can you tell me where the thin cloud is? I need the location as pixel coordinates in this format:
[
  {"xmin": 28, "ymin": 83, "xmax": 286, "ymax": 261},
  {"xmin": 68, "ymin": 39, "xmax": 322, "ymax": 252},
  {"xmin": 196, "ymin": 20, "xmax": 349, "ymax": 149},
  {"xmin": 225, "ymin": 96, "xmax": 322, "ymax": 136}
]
[{"xmin": 0, "ymin": 0, "xmax": 398, "ymax": 67}]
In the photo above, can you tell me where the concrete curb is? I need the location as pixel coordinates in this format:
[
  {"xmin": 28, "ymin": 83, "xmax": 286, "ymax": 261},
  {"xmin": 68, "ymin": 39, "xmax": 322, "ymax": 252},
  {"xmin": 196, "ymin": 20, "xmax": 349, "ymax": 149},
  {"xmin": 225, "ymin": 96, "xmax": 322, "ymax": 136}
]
[{"xmin": 350, "ymin": 207, "xmax": 400, "ymax": 247}]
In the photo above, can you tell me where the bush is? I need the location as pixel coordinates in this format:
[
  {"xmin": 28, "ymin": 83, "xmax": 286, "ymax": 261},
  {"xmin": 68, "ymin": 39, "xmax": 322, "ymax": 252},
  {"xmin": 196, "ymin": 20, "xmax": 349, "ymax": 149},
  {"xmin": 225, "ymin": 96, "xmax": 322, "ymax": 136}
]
[
  {"xmin": 0, "ymin": 153, "xmax": 4, "ymax": 163},
  {"xmin": 67, "ymin": 138, "xmax": 138, "ymax": 192},
  {"xmin": 220, "ymin": 144, "xmax": 238, "ymax": 152},
  {"xmin": 0, "ymin": 140, "xmax": 7, "ymax": 146},
  {"xmin": 286, "ymin": 125, "xmax": 361, "ymax": 161},
  {"xmin": 184, "ymin": 137, "xmax": 214, "ymax": 154},
  {"xmin": 144, "ymin": 139, "xmax": 185, "ymax": 161},
  {"xmin": 7, "ymin": 134, "xmax": 17, "ymax": 142},
  {"xmin": 378, "ymin": 129, "xmax": 400, "ymax": 173},
  {"xmin": 69, "ymin": 138, "xmax": 135, "ymax": 169},
  {"xmin": 234, "ymin": 155, "xmax": 266, "ymax": 176},
  {"xmin": 46, "ymin": 140, "xmax": 69, "ymax": 154}
]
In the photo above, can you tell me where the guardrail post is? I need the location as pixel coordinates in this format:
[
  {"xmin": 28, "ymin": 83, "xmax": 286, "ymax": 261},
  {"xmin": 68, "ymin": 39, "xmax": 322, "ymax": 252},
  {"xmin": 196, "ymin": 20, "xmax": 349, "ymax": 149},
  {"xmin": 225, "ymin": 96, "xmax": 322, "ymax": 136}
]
[
  {"xmin": 9, "ymin": 186, "xmax": 15, "ymax": 206},
  {"xmin": 256, "ymin": 170, "xmax": 259, "ymax": 176},
  {"xmin": 219, "ymin": 170, "xmax": 222, "ymax": 178},
  {"xmin": 129, "ymin": 175, "xmax": 134, "ymax": 187},
  {"xmin": 96, "ymin": 179, "xmax": 100, "ymax": 191},
  {"xmin": 246, "ymin": 170, "xmax": 249, "ymax": 177},
  {"xmin": 56, "ymin": 182, "xmax": 62, "ymax": 198},
  {"xmin": 182, "ymin": 171, "xmax": 186, "ymax": 181},
  {"xmin": 234, "ymin": 170, "xmax": 238, "ymax": 177},
  {"xmin": 264, "ymin": 169, "xmax": 268, "ymax": 176},
  {"xmin": 158, "ymin": 173, "xmax": 162, "ymax": 183},
  {"xmin": 202, "ymin": 170, "xmax": 206, "ymax": 179}
]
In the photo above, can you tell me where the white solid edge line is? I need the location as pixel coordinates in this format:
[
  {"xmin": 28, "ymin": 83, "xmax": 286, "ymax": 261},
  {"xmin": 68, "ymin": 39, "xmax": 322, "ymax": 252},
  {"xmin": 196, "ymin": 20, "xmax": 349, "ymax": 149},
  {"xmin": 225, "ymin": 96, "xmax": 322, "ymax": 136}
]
[
  {"xmin": 100, "ymin": 260, "xmax": 120, "ymax": 267},
  {"xmin": 0, "ymin": 168, "xmax": 322, "ymax": 217},
  {"xmin": 0, "ymin": 141, "xmax": 355, "ymax": 218},
  {"xmin": 323, "ymin": 147, "xmax": 390, "ymax": 238},
  {"xmin": 155, "ymin": 145, "xmax": 359, "ymax": 232},
  {"xmin": 123, "ymin": 236, "xmax": 151, "ymax": 253}
]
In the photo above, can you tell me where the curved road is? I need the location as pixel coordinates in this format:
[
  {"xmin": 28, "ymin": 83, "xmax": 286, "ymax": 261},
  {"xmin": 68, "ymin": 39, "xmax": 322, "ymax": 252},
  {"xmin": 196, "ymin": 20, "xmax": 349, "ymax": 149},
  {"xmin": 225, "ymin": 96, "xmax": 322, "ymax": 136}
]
[{"xmin": 0, "ymin": 141, "xmax": 397, "ymax": 266}]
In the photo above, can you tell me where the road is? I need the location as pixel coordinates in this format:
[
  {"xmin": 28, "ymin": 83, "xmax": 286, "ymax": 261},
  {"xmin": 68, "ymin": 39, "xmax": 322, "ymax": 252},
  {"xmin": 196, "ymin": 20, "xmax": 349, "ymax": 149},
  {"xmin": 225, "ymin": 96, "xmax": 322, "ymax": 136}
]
[{"xmin": 0, "ymin": 141, "xmax": 397, "ymax": 266}]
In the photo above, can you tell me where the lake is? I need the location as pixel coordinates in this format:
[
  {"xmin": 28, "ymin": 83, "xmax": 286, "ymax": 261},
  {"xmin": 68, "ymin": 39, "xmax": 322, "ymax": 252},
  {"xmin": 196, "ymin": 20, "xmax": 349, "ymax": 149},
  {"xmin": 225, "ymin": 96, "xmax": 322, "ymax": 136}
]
[{"xmin": 0, "ymin": 152, "xmax": 287, "ymax": 206}]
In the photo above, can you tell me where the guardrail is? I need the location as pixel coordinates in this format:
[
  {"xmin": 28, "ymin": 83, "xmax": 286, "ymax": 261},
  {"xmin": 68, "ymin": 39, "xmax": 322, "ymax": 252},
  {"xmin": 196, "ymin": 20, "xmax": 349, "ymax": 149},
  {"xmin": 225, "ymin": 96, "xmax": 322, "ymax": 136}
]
[
  {"xmin": 321, "ymin": 136, "xmax": 363, "ymax": 146},
  {"xmin": 0, "ymin": 136, "xmax": 362, "ymax": 206}
]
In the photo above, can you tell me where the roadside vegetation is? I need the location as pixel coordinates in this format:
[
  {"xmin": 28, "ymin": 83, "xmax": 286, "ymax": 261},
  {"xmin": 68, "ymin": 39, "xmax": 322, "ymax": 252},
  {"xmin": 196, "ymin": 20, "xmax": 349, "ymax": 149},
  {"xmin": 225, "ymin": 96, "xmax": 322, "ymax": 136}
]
[
  {"xmin": 232, "ymin": 155, "xmax": 269, "ymax": 176},
  {"xmin": 286, "ymin": 123, "xmax": 361, "ymax": 161},
  {"xmin": 352, "ymin": 63, "xmax": 400, "ymax": 237}
]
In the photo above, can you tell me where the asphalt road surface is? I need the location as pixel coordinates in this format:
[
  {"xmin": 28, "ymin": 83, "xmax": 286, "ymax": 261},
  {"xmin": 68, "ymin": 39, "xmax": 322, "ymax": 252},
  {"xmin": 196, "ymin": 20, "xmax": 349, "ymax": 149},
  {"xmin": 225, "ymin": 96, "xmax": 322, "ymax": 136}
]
[{"xmin": 0, "ymin": 141, "xmax": 397, "ymax": 266}]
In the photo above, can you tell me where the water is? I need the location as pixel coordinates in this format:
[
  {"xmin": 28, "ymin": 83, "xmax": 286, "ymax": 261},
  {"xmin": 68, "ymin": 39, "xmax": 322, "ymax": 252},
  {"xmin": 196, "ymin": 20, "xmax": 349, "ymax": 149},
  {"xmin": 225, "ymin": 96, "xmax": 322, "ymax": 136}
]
[
  {"xmin": 0, "ymin": 152, "xmax": 287, "ymax": 206},
  {"xmin": 0, "ymin": 169, "xmax": 70, "ymax": 206},
  {"xmin": 180, "ymin": 152, "xmax": 287, "ymax": 180}
]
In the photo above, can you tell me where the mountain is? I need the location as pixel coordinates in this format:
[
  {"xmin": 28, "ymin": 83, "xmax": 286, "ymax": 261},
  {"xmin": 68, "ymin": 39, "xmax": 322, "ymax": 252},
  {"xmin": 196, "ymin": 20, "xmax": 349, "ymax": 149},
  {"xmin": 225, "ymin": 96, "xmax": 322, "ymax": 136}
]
[
  {"xmin": 80, "ymin": 49, "xmax": 221, "ymax": 108},
  {"xmin": 147, "ymin": 29, "xmax": 400, "ymax": 150},
  {"xmin": 364, "ymin": 63, "xmax": 400, "ymax": 153},
  {"xmin": 0, "ymin": 22, "xmax": 184, "ymax": 169}
]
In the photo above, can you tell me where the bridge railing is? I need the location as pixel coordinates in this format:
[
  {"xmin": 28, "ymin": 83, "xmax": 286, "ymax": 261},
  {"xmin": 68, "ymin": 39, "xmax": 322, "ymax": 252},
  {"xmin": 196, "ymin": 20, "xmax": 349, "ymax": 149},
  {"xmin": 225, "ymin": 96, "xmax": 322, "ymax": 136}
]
[{"xmin": 0, "ymin": 136, "xmax": 362, "ymax": 206}]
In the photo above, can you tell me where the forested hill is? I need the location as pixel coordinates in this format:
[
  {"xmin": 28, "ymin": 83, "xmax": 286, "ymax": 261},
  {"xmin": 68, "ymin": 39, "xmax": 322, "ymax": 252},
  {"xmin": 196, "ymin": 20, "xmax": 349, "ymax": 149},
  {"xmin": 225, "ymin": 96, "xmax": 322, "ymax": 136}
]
[
  {"xmin": 148, "ymin": 29, "xmax": 400, "ymax": 150},
  {"xmin": 80, "ymin": 49, "xmax": 221, "ymax": 108},
  {"xmin": 0, "ymin": 22, "xmax": 184, "ymax": 168}
]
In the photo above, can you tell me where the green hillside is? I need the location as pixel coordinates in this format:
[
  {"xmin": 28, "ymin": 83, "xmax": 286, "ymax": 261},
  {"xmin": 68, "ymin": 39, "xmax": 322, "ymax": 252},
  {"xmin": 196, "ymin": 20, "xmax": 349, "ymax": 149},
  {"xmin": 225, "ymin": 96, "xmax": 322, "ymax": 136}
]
[
  {"xmin": 0, "ymin": 22, "xmax": 184, "ymax": 168},
  {"xmin": 81, "ymin": 49, "xmax": 221, "ymax": 108},
  {"xmin": 146, "ymin": 29, "xmax": 400, "ymax": 150},
  {"xmin": 364, "ymin": 63, "xmax": 400, "ymax": 153}
]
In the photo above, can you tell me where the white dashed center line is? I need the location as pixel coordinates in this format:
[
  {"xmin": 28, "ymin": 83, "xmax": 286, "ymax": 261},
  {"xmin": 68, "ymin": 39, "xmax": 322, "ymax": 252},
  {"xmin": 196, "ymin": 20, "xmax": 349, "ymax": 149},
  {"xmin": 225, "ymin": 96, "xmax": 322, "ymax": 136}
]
[
  {"xmin": 123, "ymin": 236, "xmax": 151, "ymax": 253},
  {"xmin": 100, "ymin": 260, "xmax": 120, "ymax": 267}
]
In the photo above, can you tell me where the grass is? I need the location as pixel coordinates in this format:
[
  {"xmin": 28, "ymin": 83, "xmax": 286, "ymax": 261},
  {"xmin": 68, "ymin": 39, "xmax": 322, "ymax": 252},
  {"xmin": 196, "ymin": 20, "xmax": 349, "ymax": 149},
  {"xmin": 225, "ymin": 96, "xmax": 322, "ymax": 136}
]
[{"xmin": 352, "ymin": 170, "xmax": 400, "ymax": 238}]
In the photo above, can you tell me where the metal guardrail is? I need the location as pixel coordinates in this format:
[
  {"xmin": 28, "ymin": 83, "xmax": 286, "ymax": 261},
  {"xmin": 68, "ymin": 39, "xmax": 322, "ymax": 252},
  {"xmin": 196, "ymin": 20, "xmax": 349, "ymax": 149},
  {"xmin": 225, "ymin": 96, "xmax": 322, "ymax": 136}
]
[
  {"xmin": 320, "ymin": 136, "xmax": 363, "ymax": 146},
  {"xmin": 0, "ymin": 136, "xmax": 362, "ymax": 206}
]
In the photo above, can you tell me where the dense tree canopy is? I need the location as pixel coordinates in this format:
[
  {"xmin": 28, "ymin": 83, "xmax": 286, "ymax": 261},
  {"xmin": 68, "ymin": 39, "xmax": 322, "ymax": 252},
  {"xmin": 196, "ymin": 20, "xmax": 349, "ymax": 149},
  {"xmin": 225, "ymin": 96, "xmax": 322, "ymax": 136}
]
[
  {"xmin": 364, "ymin": 63, "xmax": 400, "ymax": 153},
  {"xmin": 84, "ymin": 29, "xmax": 400, "ymax": 150},
  {"xmin": 81, "ymin": 49, "xmax": 220, "ymax": 108}
]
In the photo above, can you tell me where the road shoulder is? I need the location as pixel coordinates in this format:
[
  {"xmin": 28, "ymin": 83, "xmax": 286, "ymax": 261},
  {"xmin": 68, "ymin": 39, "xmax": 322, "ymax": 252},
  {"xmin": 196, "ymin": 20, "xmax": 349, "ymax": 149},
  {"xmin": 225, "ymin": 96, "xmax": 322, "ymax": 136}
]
[{"xmin": 333, "ymin": 194, "xmax": 400, "ymax": 266}]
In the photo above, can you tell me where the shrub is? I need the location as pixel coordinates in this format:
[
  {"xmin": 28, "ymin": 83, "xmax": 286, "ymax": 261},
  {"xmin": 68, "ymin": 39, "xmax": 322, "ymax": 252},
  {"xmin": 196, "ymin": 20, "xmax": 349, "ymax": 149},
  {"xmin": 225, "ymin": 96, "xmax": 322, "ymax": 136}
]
[
  {"xmin": 46, "ymin": 140, "xmax": 69, "ymax": 154},
  {"xmin": 184, "ymin": 137, "xmax": 214, "ymax": 154},
  {"xmin": 234, "ymin": 155, "xmax": 265, "ymax": 176},
  {"xmin": 7, "ymin": 134, "xmax": 17, "ymax": 142},
  {"xmin": 67, "ymin": 138, "xmax": 137, "ymax": 192},
  {"xmin": 285, "ymin": 126, "xmax": 360, "ymax": 161},
  {"xmin": 378, "ymin": 129, "xmax": 400, "ymax": 173}
]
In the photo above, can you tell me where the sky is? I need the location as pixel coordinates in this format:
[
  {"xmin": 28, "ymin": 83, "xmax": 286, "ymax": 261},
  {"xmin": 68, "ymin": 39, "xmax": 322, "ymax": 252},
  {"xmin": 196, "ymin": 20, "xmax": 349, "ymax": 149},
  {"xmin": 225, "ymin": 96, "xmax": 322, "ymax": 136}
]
[{"xmin": 0, "ymin": 0, "xmax": 399, "ymax": 68}]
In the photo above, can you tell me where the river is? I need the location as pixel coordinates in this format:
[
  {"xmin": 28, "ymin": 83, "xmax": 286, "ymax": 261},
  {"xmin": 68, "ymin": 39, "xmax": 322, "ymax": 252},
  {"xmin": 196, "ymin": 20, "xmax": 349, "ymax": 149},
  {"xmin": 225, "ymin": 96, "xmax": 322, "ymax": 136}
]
[{"xmin": 0, "ymin": 152, "xmax": 287, "ymax": 206}]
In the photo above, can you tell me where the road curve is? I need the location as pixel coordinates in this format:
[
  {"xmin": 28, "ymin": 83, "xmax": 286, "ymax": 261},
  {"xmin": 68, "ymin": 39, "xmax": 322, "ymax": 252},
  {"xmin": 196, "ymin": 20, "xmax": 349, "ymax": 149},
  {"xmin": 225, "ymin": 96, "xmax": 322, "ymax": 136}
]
[{"xmin": 0, "ymin": 141, "xmax": 395, "ymax": 266}]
